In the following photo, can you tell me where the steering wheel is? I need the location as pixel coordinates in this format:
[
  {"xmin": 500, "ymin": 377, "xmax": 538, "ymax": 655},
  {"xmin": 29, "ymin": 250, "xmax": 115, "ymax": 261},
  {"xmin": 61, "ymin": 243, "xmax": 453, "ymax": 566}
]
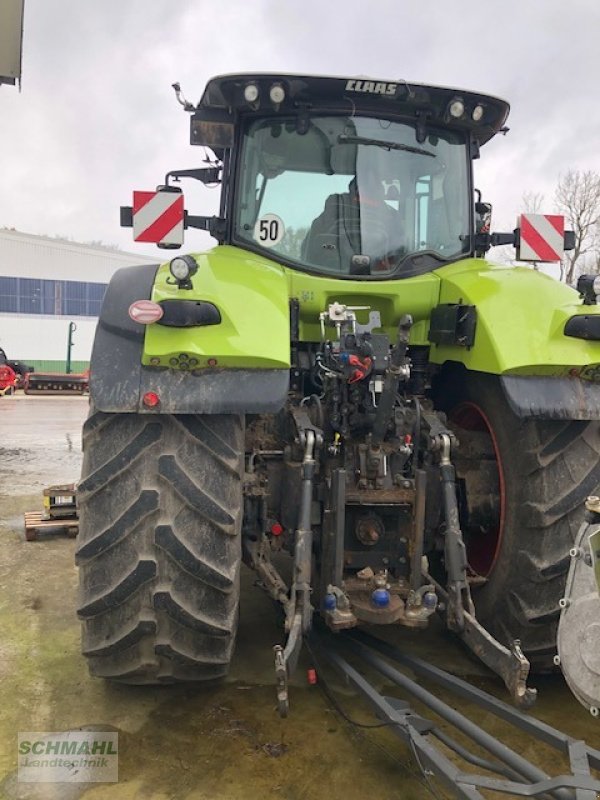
[{"xmin": 325, "ymin": 215, "xmax": 405, "ymax": 273}]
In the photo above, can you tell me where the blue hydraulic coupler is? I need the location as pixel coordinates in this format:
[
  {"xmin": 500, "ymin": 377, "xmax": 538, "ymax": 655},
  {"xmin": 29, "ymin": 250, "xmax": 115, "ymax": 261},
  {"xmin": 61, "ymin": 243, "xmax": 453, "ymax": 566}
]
[
  {"xmin": 371, "ymin": 588, "xmax": 390, "ymax": 608},
  {"xmin": 324, "ymin": 593, "xmax": 337, "ymax": 610}
]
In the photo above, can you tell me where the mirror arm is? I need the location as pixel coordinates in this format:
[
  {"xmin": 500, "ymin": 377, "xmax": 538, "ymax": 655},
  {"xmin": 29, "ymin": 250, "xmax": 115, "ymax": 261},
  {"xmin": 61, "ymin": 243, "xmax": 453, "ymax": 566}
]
[
  {"xmin": 120, "ymin": 207, "xmax": 226, "ymax": 243},
  {"xmin": 186, "ymin": 214, "xmax": 227, "ymax": 242},
  {"xmin": 164, "ymin": 167, "xmax": 221, "ymax": 186}
]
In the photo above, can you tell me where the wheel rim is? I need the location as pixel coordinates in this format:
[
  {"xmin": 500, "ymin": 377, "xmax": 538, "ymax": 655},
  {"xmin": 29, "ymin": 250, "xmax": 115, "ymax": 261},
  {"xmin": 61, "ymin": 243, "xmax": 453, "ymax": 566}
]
[{"xmin": 450, "ymin": 401, "xmax": 505, "ymax": 577}]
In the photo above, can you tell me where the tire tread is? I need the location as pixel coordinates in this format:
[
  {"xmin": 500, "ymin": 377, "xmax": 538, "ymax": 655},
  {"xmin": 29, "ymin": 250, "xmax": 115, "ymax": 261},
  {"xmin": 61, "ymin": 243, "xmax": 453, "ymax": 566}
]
[
  {"xmin": 446, "ymin": 373, "xmax": 600, "ymax": 669},
  {"xmin": 76, "ymin": 412, "xmax": 243, "ymax": 684}
]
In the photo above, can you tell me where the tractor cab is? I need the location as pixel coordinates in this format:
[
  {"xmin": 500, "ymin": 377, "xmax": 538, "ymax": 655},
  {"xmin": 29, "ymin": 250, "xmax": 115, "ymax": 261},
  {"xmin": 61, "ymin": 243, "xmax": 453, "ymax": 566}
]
[
  {"xmin": 161, "ymin": 74, "xmax": 510, "ymax": 276},
  {"xmin": 189, "ymin": 74, "xmax": 510, "ymax": 278}
]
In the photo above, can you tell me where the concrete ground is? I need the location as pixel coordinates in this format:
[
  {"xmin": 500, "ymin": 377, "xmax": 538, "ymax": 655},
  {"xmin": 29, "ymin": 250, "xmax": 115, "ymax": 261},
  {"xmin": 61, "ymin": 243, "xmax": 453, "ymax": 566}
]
[{"xmin": 0, "ymin": 396, "xmax": 598, "ymax": 800}]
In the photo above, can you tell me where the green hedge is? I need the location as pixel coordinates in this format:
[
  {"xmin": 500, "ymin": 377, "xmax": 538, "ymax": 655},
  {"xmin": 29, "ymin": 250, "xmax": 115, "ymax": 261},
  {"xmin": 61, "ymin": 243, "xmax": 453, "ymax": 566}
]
[{"xmin": 22, "ymin": 360, "xmax": 90, "ymax": 373}]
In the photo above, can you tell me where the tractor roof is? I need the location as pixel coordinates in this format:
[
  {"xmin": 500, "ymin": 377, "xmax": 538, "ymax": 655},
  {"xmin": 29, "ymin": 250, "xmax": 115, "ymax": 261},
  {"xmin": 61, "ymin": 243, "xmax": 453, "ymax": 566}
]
[{"xmin": 199, "ymin": 72, "xmax": 510, "ymax": 146}]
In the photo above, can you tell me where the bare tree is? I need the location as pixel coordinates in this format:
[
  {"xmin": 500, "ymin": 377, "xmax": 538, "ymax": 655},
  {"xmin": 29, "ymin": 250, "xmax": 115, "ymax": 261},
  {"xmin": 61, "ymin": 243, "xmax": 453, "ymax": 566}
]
[
  {"xmin": 555, "ymin": 170, "xmax": 600, "ymax": 284},
  {"xmin": 522, "ymin": 191, "xmax": 545, "ymax": 214}
]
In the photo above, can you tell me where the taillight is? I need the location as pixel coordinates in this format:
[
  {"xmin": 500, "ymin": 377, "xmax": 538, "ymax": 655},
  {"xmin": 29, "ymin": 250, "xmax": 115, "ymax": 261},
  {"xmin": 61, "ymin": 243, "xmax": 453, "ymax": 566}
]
[
  {"xmin": 128, "ymin": 300, "xmax": 164, "ymax": 324},
  {"xmin": 142, "ymin": 391, "xmax": 160, "ymax": 408}
]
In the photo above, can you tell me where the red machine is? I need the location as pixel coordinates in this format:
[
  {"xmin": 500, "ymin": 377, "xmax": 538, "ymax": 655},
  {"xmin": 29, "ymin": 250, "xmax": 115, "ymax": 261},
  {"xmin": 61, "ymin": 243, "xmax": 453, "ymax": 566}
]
[{"xmin": 0, "ymin": 363, "xmax": 16, "ymax": 394}]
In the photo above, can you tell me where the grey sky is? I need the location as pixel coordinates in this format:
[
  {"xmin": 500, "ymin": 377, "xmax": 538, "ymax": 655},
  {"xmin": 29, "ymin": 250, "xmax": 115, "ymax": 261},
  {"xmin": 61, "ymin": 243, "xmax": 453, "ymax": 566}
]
[{"xmin": 1, "ymin": 0, "xmax": 599, "ymax": 259}]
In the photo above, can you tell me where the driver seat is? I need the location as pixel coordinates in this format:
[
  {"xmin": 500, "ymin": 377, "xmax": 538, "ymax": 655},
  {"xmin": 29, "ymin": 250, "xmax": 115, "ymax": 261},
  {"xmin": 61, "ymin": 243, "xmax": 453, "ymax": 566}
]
[{"xmin": 301, "ymin": 192, "xmax": 360, "ymax": 272}]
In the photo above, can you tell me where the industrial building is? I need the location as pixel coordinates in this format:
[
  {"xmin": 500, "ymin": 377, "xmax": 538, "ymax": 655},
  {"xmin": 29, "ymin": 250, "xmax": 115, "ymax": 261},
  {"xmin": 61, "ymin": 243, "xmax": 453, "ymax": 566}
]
[{"xmin": 0, "ymin": 229, "xmax": 156, "ymax": 371}]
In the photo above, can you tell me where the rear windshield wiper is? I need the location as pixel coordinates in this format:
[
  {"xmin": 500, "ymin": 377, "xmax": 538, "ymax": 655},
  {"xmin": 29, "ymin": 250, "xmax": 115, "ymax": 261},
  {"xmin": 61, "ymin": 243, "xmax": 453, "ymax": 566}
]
[{"xmin": 338, "ymin": 134, "xmax": 435, "ymax": 158}]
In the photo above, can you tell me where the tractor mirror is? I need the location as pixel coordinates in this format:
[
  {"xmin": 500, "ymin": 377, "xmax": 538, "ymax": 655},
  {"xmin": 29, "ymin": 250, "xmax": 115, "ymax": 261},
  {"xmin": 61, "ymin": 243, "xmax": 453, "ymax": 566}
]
[
  {"xmin": 190, "ymin": 108, "xmax": 234, "ymax": 149},
  {"xmin": 475, "ymin": 201, "xmax": 492, "ymax": 235}
]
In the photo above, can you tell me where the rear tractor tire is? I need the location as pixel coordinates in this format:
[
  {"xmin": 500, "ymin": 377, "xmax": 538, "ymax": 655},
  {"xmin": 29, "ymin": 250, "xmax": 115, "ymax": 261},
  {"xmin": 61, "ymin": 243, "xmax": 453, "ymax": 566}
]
[
  {"xmin": 76, "ymin": 412, "xmax": 244, "ymax": 683},
  {"xmin": 441, "ymin": 372, "xmax": 600, "ymax": 669}
]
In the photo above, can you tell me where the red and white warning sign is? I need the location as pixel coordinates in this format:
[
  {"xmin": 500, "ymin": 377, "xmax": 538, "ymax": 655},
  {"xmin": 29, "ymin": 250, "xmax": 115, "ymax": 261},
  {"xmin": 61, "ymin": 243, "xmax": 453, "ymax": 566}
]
[
  {"xmin": 133, "ymin": 190, "xmax": 184, "ymax": 245},
  {"xmin": 517, "ymin": 213, "xmax": 565, "ymax": 262}
]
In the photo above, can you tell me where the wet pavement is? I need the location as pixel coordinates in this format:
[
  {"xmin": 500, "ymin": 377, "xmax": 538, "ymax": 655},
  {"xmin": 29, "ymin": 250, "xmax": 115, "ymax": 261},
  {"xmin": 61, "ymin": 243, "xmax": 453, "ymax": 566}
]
[{"xmin": 0, "ymin": 395, "xmax": 598, "ymax": 799}]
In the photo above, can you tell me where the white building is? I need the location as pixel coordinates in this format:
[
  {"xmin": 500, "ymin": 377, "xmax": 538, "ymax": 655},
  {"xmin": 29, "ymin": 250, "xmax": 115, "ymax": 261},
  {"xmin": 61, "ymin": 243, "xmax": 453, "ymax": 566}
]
[{"xmin": 0, "ymin": 229, "xmax": 156, "ymax": 371}]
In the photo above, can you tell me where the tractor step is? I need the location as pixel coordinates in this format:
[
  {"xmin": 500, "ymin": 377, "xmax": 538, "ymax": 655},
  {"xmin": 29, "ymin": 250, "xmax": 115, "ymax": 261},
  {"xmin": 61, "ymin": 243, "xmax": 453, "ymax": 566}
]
[{"xmin": 309, "ymin": 628, "xmax": 600, "ymax": 799}]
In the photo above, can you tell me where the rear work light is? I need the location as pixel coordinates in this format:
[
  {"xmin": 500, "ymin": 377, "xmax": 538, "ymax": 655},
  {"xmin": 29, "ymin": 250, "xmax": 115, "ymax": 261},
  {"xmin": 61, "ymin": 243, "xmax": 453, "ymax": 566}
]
[
  {"xmin": 269, "ymin": 83, "xmax": 285, "ymax": 105},
  {"xmin": 448, "ymin": 98, "xmax": 465, "ymax": 118},
  {"xmin": 128, "ymin": 300, "xmax": 164, "ymax": 324},
  {"xmin": 244, "ymin": 82, "xmax": 260, "ymax": 104}
]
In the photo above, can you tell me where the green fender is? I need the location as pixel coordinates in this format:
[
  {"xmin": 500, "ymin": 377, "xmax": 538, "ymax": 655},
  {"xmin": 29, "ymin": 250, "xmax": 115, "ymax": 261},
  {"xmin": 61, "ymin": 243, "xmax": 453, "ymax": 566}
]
[
  {"xmin": 431, "ymin": 258, "xmax": 600, "ymax": 418},
  {"xmin": 91, "ymin": 248, "xmax": 291, "ymax": 414},
  {"xmin": 145, "ymin": 245, "xmax": 290, "ymax": 369}
]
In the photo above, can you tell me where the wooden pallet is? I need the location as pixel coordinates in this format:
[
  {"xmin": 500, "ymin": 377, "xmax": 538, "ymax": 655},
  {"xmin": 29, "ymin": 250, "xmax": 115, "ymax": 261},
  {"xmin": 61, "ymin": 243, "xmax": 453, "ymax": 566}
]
[{"xmin": 23, "ymin": 511, "xmax": 79, "ymax": 541}]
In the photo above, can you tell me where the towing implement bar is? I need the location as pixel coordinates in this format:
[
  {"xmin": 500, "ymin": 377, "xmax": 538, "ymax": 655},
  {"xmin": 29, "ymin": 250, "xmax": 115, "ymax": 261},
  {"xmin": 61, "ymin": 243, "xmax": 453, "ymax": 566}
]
[{"xmin": 310, "ymin": 628, "xmax": 600, "ymax": 799}]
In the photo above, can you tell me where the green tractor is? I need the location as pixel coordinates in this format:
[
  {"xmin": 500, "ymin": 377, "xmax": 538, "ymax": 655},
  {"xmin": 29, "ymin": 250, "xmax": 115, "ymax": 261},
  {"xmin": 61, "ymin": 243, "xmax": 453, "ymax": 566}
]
[{"xmin": 76, "ymin": 73, "xmax": 600, "ymax": 710}]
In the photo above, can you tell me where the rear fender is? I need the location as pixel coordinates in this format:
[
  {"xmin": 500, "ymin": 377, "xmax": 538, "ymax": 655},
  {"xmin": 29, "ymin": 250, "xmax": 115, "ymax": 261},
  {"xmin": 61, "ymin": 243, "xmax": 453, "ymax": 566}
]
[
  {"xmin": 90, "ymin": 258, "xmax": 289, "ymax": 414},
  {"xmin": 430, "ymin": 259, "xmax": 600, "ymax": 419}
]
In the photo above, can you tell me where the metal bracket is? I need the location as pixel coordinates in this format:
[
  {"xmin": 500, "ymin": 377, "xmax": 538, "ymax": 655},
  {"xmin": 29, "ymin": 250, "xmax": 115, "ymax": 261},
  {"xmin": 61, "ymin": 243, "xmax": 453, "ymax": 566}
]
[
  {"xmin": 354, "ymin": 310, "xmax": 382, "ymax": 335},
  {"xmin": 273, "ymin": 613, "xmax": 303, "ymax": 718},
  {"xmin": 273, "ymin": 645, "xmax": 289, "ymax": 718},
  {"xmin": 319, "ymin": 302, "xmax": 370, "ymax": 339},
  {"xmin": 427, "ymin": 572, "xmax": 537, "ymax": 709},
  {"xmin": 290, "ymin": 406, "xmax": 323, "ymax": 448}
]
